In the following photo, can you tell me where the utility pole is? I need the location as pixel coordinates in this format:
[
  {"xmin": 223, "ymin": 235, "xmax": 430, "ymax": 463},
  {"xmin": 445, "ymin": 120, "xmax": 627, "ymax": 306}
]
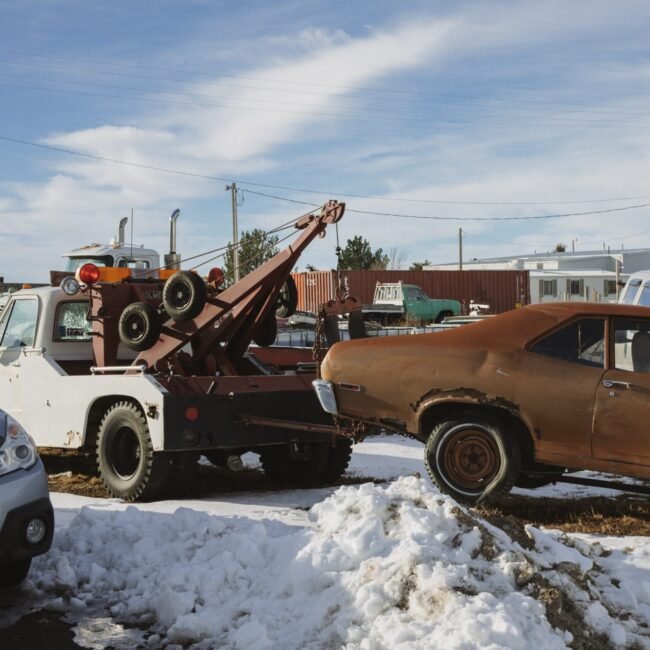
[
  {"xmin": 225, "ymin": 183, "xmax": 240, "ymax": 282},
  {"xmin": 458, "ymin": 228, "xmax": 463, "ymax": 271}
]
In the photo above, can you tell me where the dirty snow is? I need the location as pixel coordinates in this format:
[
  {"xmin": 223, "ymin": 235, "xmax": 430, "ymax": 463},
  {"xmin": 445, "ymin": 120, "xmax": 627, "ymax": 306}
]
[{"xmin": 4, "ymin": 435, "xmax": 650, "ymax": 649}]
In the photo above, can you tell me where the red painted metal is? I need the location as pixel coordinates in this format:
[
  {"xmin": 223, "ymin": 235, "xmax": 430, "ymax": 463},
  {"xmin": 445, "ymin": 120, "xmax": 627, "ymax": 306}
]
[{"xmin": 292, "ymin": 270, "xmax": 529, "ymax": 314}]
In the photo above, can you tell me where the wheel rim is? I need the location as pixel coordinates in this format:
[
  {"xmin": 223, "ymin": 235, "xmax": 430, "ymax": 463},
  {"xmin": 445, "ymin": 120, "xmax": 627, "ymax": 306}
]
[
  {"xmin": 436, "ymin": 423, "xmax": 500, "ymax": 493},
  {"xmin": 110, "ymin": 426, "xmax": 141, "ymax": 479},
  {"xmin": 172, "ymin": 284, "xmax": 191, "ymax": 308},
  {"xmin": 124, "ymin": 313, "xmax": 146, "ymax": 342}
]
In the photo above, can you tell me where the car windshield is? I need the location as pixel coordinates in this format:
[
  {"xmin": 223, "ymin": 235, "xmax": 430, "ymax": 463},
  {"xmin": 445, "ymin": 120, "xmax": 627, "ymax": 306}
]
[{"xmin": 621, "ymin": 279, "xmax": 641, "ymax": 304}]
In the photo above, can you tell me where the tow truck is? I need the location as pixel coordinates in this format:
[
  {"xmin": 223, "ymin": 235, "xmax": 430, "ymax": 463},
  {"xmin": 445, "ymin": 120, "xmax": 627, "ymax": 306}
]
[{"xmin": 0, "ymin": 201, "xmax": 354, "ymax": 501}]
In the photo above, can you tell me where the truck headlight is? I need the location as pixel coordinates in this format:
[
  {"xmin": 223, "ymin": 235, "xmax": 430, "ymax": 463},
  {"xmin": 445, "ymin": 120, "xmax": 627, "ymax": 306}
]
[{"xmin": 0, "ymin": 413, "xmax": 37, "ymax": 477}]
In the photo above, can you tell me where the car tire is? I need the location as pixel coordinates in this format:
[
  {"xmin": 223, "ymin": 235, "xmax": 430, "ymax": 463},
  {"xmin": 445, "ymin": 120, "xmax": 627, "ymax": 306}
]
[
  {"xmin": 97, "ymin": 402, "xmax": 172, "ymax": 502},
  {"xmin": 260, "ymin": 439, "xmax": 353, "ymax": 486},
  {"xmin": 424, "ymin": 414, "xmax": 521, "ymax": 505},
  {"xmin": 275, "ymin": 276, "xmax": 298, "ymax": 318},
  {"xmin": 162, "ymin": 271, "xmax": 207, "ymax": 321},
  {"xmin": 0, "ymin": 559, "xmax": 31, "ymax": 588},
  {"xmin": 435, "ymin": 310, "xmax": 454, "ymax": 324},
  {"xmin": 118, "ymin": 302, "xmax": 162, "ymax": 351}
]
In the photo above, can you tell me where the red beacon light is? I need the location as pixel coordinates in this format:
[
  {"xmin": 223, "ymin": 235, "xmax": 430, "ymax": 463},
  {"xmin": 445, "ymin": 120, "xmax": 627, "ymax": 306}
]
[
  {"xmin": 76, "ymin": 263, "xmax": 101, "ymax": 286},
  {"xmin": 207, "ymin": 267, "xmax": 225, "ymax": 287}
]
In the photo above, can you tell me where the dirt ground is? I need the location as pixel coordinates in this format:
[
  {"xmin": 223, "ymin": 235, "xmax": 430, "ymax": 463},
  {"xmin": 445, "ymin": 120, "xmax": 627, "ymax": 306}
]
[
  {"xmin": 42, "ymin": 449, "xmax": 650, "ymax": 536},
  {"xmin": 3, "ymin": 451, "xmax": 649, "ymax": 649}
]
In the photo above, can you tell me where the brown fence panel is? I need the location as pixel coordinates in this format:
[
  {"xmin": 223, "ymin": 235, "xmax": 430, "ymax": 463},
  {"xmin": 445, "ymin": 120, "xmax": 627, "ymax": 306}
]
[{"xmin": 292, "ymin": 270, "xmax": 529, "ymax": 314}]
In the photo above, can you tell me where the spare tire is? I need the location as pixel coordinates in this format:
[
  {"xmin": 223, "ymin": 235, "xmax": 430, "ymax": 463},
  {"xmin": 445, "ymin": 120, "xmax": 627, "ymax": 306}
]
[
  {"xmin": 118, "ymin": 302, "xmax": 161, "ymax": 351},
  {"xmin": 162, "ymin": 271, "xmax": 207, "ymax": 321},
  {"xmin": 275, "ymin": 276, "xmax": 298, "ymax": 318},
  {"xmin": 253, "ymin": 312, "xmax": 278, "ymax": 347}
]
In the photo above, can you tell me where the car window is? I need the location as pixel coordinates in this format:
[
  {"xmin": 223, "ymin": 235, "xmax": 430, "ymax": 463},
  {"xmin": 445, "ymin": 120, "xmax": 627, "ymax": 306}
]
[
  {"xmin": 54, "ymin": 301, "xmax": 92, "ymax": 341},
  {"xmin": 621, "ymin": 279, "xmax": 641, "ymax": 304},
  {"xmin": 613, "ymin": 319, "xmax": 650, "ymax": 373},
  {"xmin": 0, "ymin": 298, "xmax": 39, "ymax": 348},
  {"xmin": 638, "ymin": 284, "xmax": 650, "ymax": 307},
  {"xmin": 530, "ymin": 318, "xmax": 605, "ymax": 367},
  {"xmin": 63, "ymin": 256, "xmax": 113, "ymax": 272}
]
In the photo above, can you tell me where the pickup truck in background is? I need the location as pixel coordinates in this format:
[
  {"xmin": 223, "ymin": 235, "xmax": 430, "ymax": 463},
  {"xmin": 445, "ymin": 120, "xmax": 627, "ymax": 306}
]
[{"xmin": 362, "ymin": 282, "xmax": 461, "ymax": 325}]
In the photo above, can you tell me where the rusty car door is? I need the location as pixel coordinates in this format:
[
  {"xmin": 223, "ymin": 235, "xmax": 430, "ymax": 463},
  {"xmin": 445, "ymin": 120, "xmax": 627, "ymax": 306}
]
[
  {"xmin": 520, "ymin": 317, "xmax": 606, "ymax": 458},
  {"xmin": 592, "ymin": 317, "xmax": 650, "ymax": 466}
]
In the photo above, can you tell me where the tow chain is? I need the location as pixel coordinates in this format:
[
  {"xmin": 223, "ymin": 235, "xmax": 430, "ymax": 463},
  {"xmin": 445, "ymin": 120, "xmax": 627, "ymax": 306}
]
[{"xmin": 312, "ymin": 308, "xmax": 328, "ymax": 379}]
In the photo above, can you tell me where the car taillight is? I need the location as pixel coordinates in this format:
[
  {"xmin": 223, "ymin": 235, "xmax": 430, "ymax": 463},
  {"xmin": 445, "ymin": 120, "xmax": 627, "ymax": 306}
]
[{"xmin": 77, "ymin": 263, "xmax": 101, "ymax": 285}]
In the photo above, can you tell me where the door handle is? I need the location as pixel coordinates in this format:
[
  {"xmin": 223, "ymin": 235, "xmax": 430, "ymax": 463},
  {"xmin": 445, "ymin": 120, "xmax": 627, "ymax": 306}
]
[{"xmin": 603, "ymin": 379, "xmax": 630, "ymax": 389}]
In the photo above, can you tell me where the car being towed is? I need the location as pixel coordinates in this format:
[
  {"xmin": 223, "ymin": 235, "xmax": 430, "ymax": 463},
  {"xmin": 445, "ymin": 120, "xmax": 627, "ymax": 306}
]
[{"xmin": 314, "ymin": 302, "xmax": 650, "ymax": 505}]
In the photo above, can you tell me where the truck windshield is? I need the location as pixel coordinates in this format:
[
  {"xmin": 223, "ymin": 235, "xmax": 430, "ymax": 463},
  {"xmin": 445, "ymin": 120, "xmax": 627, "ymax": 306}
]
[{"xmin": 63, "ymin": 256, "xmax": 113, "ymax": 272}]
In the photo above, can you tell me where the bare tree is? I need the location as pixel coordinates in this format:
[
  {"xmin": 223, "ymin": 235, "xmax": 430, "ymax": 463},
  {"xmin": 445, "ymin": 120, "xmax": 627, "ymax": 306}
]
[{"xmin": 386, "ymin": 246, "xmax": 409, "ymax": 270}]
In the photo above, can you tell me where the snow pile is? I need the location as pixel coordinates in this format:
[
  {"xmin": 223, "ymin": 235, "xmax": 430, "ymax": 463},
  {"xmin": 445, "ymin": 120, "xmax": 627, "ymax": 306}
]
[{"xmin": 28, "ymin": 477, "xmax": 649, "ymax": 649}]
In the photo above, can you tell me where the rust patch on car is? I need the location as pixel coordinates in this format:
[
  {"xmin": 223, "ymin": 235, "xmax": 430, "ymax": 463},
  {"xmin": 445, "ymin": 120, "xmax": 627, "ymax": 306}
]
[{"xmin": 411, "ymin": 387, "xmax": 522, "ymax": 417}]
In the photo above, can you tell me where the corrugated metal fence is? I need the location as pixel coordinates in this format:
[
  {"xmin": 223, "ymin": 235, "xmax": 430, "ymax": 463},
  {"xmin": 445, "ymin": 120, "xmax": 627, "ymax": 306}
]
[{"xmin": 291, "ymin": 270, "xmax": 530, "ymax": 315}]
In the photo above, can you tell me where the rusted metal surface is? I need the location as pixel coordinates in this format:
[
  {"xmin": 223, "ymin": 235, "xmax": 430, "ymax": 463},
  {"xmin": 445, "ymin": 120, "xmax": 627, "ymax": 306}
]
[
  {"xmin": 320, "ymin": 301, "xmax": 650, "ymax": 483},
  {"xmin": 291, "ymin": 271, "xmax": 335, "ymax": 315},
  {"xmin": 292, "ymin": 270, "xmax": 529, "ymax": 315}
]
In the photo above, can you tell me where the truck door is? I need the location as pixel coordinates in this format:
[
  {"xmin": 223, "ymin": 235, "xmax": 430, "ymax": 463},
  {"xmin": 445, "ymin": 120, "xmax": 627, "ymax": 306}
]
[
  {"xmin": 592, "ymin": 317, "xmax": 650, "ymax": 466},
  {"xmin": 0, "ymin": 296, "xmax": 39, "ymax": 420}
]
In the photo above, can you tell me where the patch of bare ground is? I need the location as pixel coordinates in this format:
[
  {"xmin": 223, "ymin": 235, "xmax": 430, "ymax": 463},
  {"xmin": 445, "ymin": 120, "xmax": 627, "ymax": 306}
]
[
  {"xmin": 478, "ymin": 493, "xmax": 650, "ymax": 535},
  {"xmin": 41, "ymin": 451, "xmax": 373, "ymax": 501}
]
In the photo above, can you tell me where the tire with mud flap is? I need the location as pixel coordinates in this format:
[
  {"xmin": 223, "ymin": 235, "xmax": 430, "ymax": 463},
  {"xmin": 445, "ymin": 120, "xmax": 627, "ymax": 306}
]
[
  {"xmin": 162, "ymin": 271, "xmax": 207, "ymax": 321},
  {"xmin": 253, "ymin": 313, "xmax": 278, "ymax": 347},
  {"xmin": 275, "ymin": 276, "xmax": 298, "ymax": 318},
  {"xmin": 96, "ymin": 402, "xmax": 172, "ymax": 501},
  {"xmin": 118, "ymin": 302, "xmax": 162, "ymax": 351},
  {"xmin": 0, "ymin": 559, "xmax": 31, "ymax": 588},
  {"xmin": 260, "ymin": 438, "xmax": 352, "ymax": 487},
  {"xmin": 424, "ymin": 413, "xmax": 521, "ymax": 505}
]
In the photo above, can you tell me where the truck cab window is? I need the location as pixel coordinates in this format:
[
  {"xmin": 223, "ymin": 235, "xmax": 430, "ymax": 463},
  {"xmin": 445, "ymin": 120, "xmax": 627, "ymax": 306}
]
[{"xmin": 0, "ymin": 299, "xmax": 39, "ymax": 348}]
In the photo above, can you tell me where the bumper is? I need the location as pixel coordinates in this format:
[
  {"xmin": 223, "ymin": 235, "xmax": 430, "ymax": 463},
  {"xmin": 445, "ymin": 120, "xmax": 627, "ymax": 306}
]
[
  {"xmin": 312, "ymin": 380, "xmax": 339, "ymax": 415},
  {"xmin": 0, "ymin": 460, "xmax": 54, "ymax": 565}
]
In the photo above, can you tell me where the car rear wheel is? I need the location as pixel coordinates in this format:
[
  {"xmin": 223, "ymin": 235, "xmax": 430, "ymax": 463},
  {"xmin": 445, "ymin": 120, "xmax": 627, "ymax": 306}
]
[
  {"xmin": 0, "ymin": 559, "xmax": 31, "ymax": 588},
  {"xmin": 424, "ymin": 414, "xmax": 521, "ymax": 505}
]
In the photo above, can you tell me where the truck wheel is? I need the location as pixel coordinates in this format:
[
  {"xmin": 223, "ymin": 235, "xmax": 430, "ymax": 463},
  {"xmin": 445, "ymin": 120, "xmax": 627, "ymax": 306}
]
[
  {"xmin": 163, "ymin": 271, "xmax": 207, "ymax": 321},
  {"xmin": 260, "ymin": 439, "xmax": 352, "ymax": 486},
  {"xmin": 97, "ymin": 402, "xmax": 171, "ymax": 501},
  {"xmin": 424, "ymin": 414, "xmax": 521, "ymax": 505},
  {"xmin": 253, "ymin": 313, "xmax": 277, "ymax": 347},
  {"xmin": 275, "ymin": 276, "xmax": 298, "ymax": 318},
  {"xmin": 435, "ymin": 310, "xmax": 453, "ymax": 324},
  {"xmin": 0, "ymin": 559, "xmax": 31, "ymax": 588},
  {"xmin": 118, "ymin": 302, "xmax": 161, "ymax": 351},
  {"xmin": 321, "ymin": 438, "xmax": 353, "ymax": 482}
]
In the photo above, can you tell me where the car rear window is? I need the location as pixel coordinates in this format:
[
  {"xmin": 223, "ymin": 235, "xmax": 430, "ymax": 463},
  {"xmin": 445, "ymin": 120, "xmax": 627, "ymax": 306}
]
[{"xmin": 530, "ymin": 318, "xmax": 605, "ymax": 367}]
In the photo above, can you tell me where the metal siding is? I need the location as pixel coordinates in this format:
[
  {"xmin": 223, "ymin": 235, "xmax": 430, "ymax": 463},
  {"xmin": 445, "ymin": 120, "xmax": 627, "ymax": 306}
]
[
  {"xmin": 292, "ymin": 270, "xmax": 529, "ymax": 314},
  {"xmin": 291, "ymin": 271, "xmax": 335, "ymax": 314}
]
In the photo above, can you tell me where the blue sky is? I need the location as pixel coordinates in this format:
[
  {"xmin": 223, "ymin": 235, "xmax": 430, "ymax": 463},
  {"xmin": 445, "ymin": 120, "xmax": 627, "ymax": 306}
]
[{"xmin": 2, "ymin": 1, "xmax": 650, "ymax": 281}]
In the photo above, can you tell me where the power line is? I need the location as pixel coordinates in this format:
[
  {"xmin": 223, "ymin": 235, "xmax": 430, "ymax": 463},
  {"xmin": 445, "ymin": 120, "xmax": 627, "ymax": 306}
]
[
  {"xmin": 2, "ymin": 49, "xmax": 649, "ymax": 119},
  {"xmin": 5, "ymin": 78, "xmax": 650, "ymax": 131},
  {"xmin": 3, "ymin": 133, "xmax": 650, "ymax": 209}
]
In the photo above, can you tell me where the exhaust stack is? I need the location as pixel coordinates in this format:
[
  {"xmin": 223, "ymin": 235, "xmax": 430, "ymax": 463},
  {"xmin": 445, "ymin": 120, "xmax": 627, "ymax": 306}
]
[
  {"xmin": 164, "ymin": 209, "xmax": 181, "ymax": 270},
  {"xmin": 117, "ymin": 217, "xmax": 128, "ymax": 245}
]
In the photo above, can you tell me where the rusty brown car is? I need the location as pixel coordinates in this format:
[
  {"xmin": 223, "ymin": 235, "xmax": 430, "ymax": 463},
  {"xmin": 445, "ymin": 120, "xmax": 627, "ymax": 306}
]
[{"xmin": 313, "ymin": 302, "xmax": 650, "ymax": 504}]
